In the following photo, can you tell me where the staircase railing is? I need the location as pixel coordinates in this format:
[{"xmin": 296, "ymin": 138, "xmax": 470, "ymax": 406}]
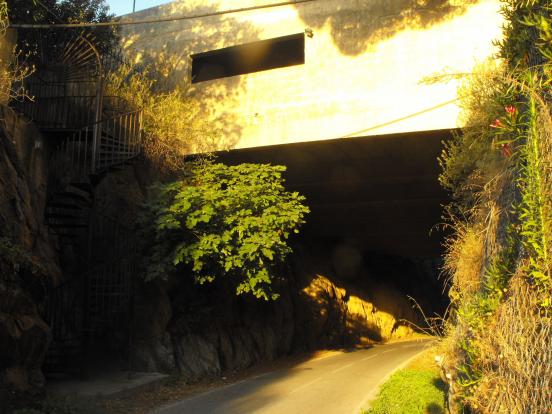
[
  {"xmin": 13, "ymin": 95, "xmax": 131, "ymax": 130},
  {"xmin": 50, "ymin": 109, "xmax": 143, "ymax": 183}
]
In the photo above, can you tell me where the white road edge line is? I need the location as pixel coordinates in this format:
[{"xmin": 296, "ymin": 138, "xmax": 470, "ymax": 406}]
[
  {"xmin": 288, "ymin": 376, "xmax": 323, "ymax": 395},
  {"xmin": 330, "ymin": 362, "xmax": 355, "ymax": 374}
]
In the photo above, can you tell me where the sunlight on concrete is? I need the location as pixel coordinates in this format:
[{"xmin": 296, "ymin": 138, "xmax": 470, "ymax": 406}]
[{"xmin": 120, "ymin": 0, "xmax": 503, "ymax": 151}]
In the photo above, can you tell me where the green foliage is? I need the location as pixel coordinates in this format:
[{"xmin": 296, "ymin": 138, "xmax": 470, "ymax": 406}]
[
  {"xmin": 8, "ymin": 0, "xmax": 113, "ymax": 25},
  {"xmin": 8, "ymin": 0, "xmax": 117, "ymax": 59},
  {"xmin": 440, "ymin": 0, "xmax": 552, "ymax": 411},
  {"xmin": 142, "ymin": 162, "xmax": 309, "ymax": 300},
  {"xmin": 364, "ymin": 369, "xmax": 446, "ymax": 414},
  {"xmin": 438, "ymin": 62, "xmax": 512, "ymax": 211},
  {"xmin": 515, "ymin": 79, "xmax": 552, "ymax": 292}
]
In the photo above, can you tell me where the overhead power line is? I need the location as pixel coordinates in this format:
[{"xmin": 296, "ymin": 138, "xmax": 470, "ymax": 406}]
[
  {"xmin": 9, "ymin": 0, "xmax": 318, "ymax": 29},
  {"xmin": 33, "ymin": 0, "xmax": 64, "ymax": 23},
  {"xmin": 340, "ymin": 98, "xmax": 459, "ymax": 138}
]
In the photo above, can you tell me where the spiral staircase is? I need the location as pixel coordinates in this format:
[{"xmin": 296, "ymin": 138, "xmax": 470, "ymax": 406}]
[{"xmin": 12, "ymin": 31, "xmax": 141, "ymax": 377}]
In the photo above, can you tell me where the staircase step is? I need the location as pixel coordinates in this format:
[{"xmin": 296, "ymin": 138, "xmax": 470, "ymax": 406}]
[
  {"xmin": 65, "ymin": 183, "xmax": 93, "ymax": 197},
  {"xmin": 54, "ymin": 233, "xmax": 80, "ymax": 240},
  {"xmin": 99, "ymin": 147, "xmax": 136, "ymax": 155},
  {"xmin": 69, "ymin": 182, "xmax": 93, "ymax": 193},
  {"xmin": 47, "ymin": 202, "xmax": 83, "ymax": 210},
  {"xmin": 97, "ymin": 156, "xmax": 136, "ymax": 163},
  {"xmin": 53, "ymin": 191, "xmax": 92, "ymax": 205},
  {"xmin": 98, "ymin": 151, "xmax": 136, "ymax": 157},
  {"xmin": 49, "ymin": 223, "xmax": 88, "ymax": 229},
  {"xmin": 45, "ymin": 213, "xmax": 87, "ymax": 220}
]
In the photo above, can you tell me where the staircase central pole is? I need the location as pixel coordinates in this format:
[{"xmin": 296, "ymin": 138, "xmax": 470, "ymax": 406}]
[
  {"xmin": 91, "ymin": 71, "xmax": 104, "ymax": 174},
  {"xmin": 84, "ymin": 36, "xmax": 103, "ymax": 175}
]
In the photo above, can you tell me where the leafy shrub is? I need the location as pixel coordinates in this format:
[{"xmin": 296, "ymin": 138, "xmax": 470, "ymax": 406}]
[{"xmin": 142, "ymin": 162, "xmax": 309, "ymax": 300}]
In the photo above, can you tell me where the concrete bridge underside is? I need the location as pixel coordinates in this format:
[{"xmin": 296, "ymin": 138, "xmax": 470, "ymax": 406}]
[{"xmin": 216, "ymin": 129, "xmax": 454, "ymax": 258}]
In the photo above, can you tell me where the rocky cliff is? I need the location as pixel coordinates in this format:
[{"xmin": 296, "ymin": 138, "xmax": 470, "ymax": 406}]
[
  {"xmin": 130, "ymin": 248, "xmax": 423, "ymax": 382},
  {"xmin": 0, "ymin": 106, "xmax": 60, "ymax": 406}
]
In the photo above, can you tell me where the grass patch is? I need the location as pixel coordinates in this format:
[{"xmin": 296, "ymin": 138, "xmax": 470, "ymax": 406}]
[{"xmin": 363, "ymin": 348, "xmax": 446, "ymax": 414}]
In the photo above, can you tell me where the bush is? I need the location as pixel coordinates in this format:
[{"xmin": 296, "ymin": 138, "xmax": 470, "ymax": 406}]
[{"xmin": 142, "ymin": 162, "xmax": 309, "ymax": 300}]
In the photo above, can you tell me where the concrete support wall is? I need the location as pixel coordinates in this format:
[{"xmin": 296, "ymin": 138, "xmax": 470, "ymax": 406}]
[{"xmin": 121, "ymin": 0, "xmax": 503, "ymax": 150}]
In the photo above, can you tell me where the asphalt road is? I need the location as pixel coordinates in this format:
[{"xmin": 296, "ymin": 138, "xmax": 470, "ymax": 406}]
[{"xmin": 154, "ymin": 339, "xmax": 433, "ymax": 414}]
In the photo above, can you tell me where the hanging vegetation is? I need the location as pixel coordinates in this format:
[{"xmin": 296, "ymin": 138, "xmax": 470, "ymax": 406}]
[{"xmin": 439, "ymin": 1, "xmax": 551, "ymax": 413}]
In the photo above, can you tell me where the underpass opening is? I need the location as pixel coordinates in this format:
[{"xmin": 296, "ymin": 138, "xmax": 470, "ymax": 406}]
[{"xmin": 215, "ymin": 129, "xmax": 453, "ymax": 335}]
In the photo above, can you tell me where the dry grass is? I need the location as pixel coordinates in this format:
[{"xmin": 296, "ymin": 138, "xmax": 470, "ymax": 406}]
[
  {"xmin": 0, "ymin": 1, "xmax": 33, "ymax": 106},
  {"xmin": 104, "ymin": 60, "xmax": 223, "ymax": 173},
  {"xmin": 444, "ymin": 224, "xmax": 485, "ymax": 302}
]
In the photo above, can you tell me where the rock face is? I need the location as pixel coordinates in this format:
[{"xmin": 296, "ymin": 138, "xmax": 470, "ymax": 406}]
[
  {"xmin": 0, "ymin": 281, "xmax": 50, "ymax": 399},
  {"xmin": 0, "ymin": 107, "xmax": 60, "ymax": 405},
  {"xmin": 132, "ymin": 277, "xmax": 297, "ymax": 381},
  {"xmin": 131, "ymin": 248, "xmax": 424, "ymax": 382},
  {"xmin": 0, "ymin": 107, "xmax": 58, "ymax": 276}
]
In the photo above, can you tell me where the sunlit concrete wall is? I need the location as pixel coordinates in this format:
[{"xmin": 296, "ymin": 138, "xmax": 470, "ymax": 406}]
[{"xmin": 120, "ymin": 0, "xmax": 503, "ymax": 150}]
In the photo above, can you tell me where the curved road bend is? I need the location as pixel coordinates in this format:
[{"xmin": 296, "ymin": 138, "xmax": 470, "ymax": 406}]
[{"xmin": 153, "ymin": 339, "xmax": 434, "ymax": 414}]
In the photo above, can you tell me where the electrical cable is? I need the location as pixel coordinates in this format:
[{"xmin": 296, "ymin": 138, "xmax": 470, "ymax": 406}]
[
  {"xmin": 33, "ymin": 0, "xmax": 64, "ymax": 23},
  {"xmin": 338, "ymin": 98, "xmax": 459, "ymax": 138},
  {"xmin": 10, "ymin": 0, "xmax": 318, "ymax": 29}
]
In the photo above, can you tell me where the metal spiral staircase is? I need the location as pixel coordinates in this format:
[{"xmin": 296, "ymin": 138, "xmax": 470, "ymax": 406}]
[{"xmin": 13, "ymin": 31, "xmax": 142, "ymax": 376}]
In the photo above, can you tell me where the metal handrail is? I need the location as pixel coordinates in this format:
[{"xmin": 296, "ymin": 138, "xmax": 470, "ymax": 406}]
[
  {"xmin": 50, "ymin": 109, "xmax": 143, "ymax": 184},
  {"xmin": 12, "ymin": 95, "xmax": 133, "ymax": 130}
]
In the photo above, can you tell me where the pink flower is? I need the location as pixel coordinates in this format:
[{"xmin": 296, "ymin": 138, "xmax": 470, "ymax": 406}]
[
  {"xmin": 505, "ymin": 105, "xmax": 516, "ymax": 115},
  {"xmin": 490, "ymin": 119, "xmax": 504, "ymax": 128},
  {"xmin": 501, "ymin": 143, "xmax": 513, "ymax": 158}
]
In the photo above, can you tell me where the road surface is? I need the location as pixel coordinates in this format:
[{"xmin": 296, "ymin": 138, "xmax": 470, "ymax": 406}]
[{"xmin": 153, "ymin": 339, "xmax": 433, "ymax": 414}]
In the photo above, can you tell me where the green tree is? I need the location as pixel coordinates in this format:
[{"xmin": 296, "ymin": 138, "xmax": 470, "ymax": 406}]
[
  {"xmin": 7, "ymin": 0, "xmax": 112, "ymax": 25},
  {"xmin": 7, "ymin": 0, "xmax": 117, "ymax": 58},
  {"xmin": 142, "ymin": 162, "xmax": 310, "ymax": 300}
]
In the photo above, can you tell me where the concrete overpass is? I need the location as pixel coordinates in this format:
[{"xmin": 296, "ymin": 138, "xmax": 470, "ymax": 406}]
[{"xmin": 216, "ymin": 129, "xmax": 452, "ymax": 258}]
